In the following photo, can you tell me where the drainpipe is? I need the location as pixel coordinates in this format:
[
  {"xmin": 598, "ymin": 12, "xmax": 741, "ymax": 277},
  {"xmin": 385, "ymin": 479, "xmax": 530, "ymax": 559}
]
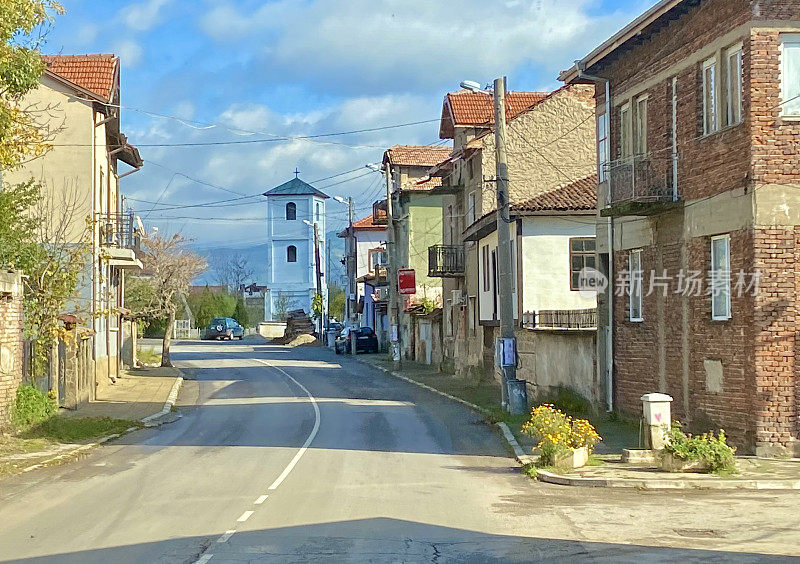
[{"xmin": 576, "ymin": 64, "xmax": 614, "ymax": 413}]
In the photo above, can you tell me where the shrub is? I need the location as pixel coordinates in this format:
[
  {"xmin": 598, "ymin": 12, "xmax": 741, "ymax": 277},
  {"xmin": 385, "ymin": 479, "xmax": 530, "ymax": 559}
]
[
  {"xmin": 521, "ymin": 404, "xmax": 602, "ymax": 466},
  {"xmin": 11, "ymin": 385, "xmax": 56, "ymax": 428},
  {"xmin": 664, "ymin": 422, "xmax": 737, "ymax": 474}
]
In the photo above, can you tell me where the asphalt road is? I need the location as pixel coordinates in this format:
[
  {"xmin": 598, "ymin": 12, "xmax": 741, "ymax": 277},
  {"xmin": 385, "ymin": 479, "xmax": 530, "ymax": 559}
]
[{"xmin": 0, "ymin": 339, "xmax": 798, "ymax": 563}]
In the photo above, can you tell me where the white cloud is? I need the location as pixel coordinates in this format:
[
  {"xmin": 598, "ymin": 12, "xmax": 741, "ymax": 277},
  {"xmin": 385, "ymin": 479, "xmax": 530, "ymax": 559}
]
[
  {"xmin": 74, "ymin": 24, "xmax": 98, "ymax": 45},
  {"xmin": 198, "ymin": 0, "xmax": 628, "ymax": 92},
  {"xmin": 114, "ymin": 39, "xmax": 144, "ymax": 67},
  {"xmin": 122, "ymin": 0, "xmax": 173, "ymax": 32}
]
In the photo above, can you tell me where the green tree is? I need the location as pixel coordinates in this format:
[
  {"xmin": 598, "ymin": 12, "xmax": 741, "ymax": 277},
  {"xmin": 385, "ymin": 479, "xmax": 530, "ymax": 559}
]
[
  {"xmin": 232, "ymin": 297, "xmax": 249, "ymax": 328},
  {"xmin": 327, "ymin": 284, "xmax": 345, "ymax": 321},
  {"xmin": 0, "ymin": 0, "xmax": 64, "ymax": 169},
  {"xmin": 187, "ymin": 286, "xmax": 236, "ymax": 329}
]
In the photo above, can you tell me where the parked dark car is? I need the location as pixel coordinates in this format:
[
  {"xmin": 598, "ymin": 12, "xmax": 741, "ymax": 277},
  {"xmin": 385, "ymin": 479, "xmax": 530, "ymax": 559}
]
[
  {"xmin": 204, "ymin": 317, "xmax": 244, "ymax": 340},
  {"xmin": 334, "ymin": 326, "xmax": 379, "ymax": 354}
]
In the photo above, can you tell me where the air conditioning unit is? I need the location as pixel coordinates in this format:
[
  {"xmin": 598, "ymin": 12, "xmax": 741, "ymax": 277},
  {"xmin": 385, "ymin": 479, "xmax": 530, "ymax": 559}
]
[{"xmin": 451, "ymin": 289, "xmax": 467, "ymax": 307}]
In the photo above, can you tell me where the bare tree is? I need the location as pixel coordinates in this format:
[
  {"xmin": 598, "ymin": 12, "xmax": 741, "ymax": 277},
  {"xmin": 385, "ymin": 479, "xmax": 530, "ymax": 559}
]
[
  {"xmin": 134, "ymin": 232, "xmax": 206, "ymax": 367},
  {"xmin": 211, "ymin": 252, "xmax": 254, "ymax": 293}
]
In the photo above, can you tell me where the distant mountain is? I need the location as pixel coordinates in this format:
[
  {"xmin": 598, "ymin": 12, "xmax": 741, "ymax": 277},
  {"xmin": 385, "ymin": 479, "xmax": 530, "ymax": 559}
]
[{"xmin": 193, "ymin": 231, "xmax": 347, "ymax": 288}]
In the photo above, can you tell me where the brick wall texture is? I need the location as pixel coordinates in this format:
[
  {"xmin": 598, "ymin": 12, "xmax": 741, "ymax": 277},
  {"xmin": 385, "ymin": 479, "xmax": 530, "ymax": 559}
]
[
  {"xmin": 0, "ymin": 271, "xmax": 24, "ymax": 426},
  {"xmin": 599, "ymin": 0, "xmax": 800, "ymax": 453}
]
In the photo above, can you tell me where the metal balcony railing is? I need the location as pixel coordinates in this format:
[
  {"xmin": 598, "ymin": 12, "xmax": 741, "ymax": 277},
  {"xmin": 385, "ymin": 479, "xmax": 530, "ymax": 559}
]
[
  {"xmin": 608, "ymin": 153, "xmax": 678, "ymax": 206},
  {"xmin": 428, "ymin": 245, "xmax": 465, "ymax": 278},
  {"xmin": 100, "ymin": 213, "xmax": 139, "ymax": 249},
  {"xmin": 522, "ymin": 309, "xmax": 597, "ymax": 330}
]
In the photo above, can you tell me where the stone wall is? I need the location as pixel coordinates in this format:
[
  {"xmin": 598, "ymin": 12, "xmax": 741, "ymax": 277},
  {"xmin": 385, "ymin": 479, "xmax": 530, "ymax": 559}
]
[{"xmin": 0, "ymin": 270, "xmax": 24, "ymax": 426}]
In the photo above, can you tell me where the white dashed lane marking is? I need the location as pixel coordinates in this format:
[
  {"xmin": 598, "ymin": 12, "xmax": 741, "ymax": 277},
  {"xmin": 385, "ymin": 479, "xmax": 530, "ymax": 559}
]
[
  {"xmin": 237, "ymin": 510, "xmax": 254, "ymax": 522},
  {"xmin": 217, "ymin": 530, "xmax": 236, "ymax": 543},
  {"xmin": 255, "ymin": 495, "xmax": 269, "ymax": 505}
]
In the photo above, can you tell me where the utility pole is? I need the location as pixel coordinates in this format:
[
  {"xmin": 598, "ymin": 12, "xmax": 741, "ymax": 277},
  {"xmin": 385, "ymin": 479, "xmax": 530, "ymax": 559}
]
[
  {"xmin": 347, "ymin": 197, "xmax": 358, "ymax": 355},
  {"xmin": 493, "ymin": 76, "xmax": 527, "ymax": 414},
  {"xmin": 385, "ymin": 164, "xmax": 401, "ymax": 365},
  {"xmin": 313, "ymin": 223, "xmax": 323, "ymax": 338}
]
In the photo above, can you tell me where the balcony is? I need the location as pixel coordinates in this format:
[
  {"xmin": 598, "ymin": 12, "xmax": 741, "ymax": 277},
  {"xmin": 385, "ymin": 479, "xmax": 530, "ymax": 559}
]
[
  {"xmin": 100, "ymin": 213, "xmax": 140, "ymax": 249},
  {"xmin": 99, "ymin": 213, "xmax": 142, "ymax": 270},
  {"xmin": 428, "ymin": 245, "xmax": 465, "ymax": 278},
  {"xmin": 522, "ymin": 309, "xmax": 597, "ymax": 330},
  {"xmin": 372, "ymin": 200, "xmax": 388, "ymax": 225},
  {"xmin": 603, "ymin": 153, "xmax": 681, "ymax": 217}
]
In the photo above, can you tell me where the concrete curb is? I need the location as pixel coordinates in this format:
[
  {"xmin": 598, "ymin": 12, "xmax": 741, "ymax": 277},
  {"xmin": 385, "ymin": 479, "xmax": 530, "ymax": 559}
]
[
  {"xmin": 141, "ymin": 371, "xmax": 184, "ymax": 427},
  {"xmin": 351, "ymin": 356, "xmax": 532, "ymax": 464},
  {"xmin": 17, "ymin": 370, "xmax": 185, "ymax": 476},
  {"xmin": 536, "ymin": 469, "xmax": 800, "ymax": 490}
]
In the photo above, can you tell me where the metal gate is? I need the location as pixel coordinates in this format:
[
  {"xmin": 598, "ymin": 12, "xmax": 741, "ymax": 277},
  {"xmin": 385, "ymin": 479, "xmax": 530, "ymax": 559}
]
[{"xmin": 174, "ymin": 319, "xmax": 192, "ymax": 339}]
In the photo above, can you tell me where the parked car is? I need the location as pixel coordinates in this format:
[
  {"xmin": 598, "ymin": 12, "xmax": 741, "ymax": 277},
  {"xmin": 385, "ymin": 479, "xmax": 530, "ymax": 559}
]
[
  {"xmin": 204, "ymin": 317, "xmax": 244, "ymax": 340},
  {"xmin": 334, "ymin": 326, "xmax": 379, "ymax": 354}
]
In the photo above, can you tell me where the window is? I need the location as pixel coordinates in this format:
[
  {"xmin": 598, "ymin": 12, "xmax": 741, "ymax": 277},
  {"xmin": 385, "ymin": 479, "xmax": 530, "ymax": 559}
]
[
  {"xmin": 447, "ymin": 205, "xmax": 454, "ymax": 243},
  {"xmin": 634, "ymin": 95, "xmax": 648, "ymax": 155},
  {"xmin": 286, "ymin": 202, "xmax": 297, "ymax": 220},
  {"xmin": 619, "ymin": 103, "xmax": 632, "ymax": 158},
  {"xmin": 711, "ymin": 235, "xmax": 731, "ymax": 320},
  {"xmin": 468, "ymin": 157, "xmax": 474, "ymax": 179},
  {"xmin": 469, "ymin": 296, "xmax": 477, "ymax": 335},
  {"xmin": 725, "ymin": 45, "xmax": 743, "ymax": 125},
  {"xmin": 315, "ymin": 203, "xmax": 321, "ymax": 222},
  {"xmin": 629, "ymin": 249, "xmax": 643, "ymax": 322},
  {"xmin": 368, "ymin": 248, "xmax": 387, "ymax": 272},
  {"xmin": 287, "ymin": 245, "xmax": 297, "ymax": 263},
  {"xmin": 482, "ymin": 244, "xmax": 490, "ymax": 291},
  {"xmin": 702, "ymin": 57, "xmax": 718, "ymax": 134},
  {"xmin": 780, "ymin": 34, "xmax": 800, "ymax": 116},
  {"xmin": 597, "ymin": 112, "xmax": 608, "ymax": 182},
  {"xmin": 570, "ymin": 238, "xmax": 597, "ymax": 290},
  {"xmin": 467, "ymin": 192, "xmax": 477, "ymax": 225}
]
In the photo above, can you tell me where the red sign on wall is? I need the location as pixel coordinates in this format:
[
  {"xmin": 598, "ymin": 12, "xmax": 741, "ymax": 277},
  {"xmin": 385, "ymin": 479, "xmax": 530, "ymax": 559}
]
[{"xmin": 398, "ymin": 268, "xmax": 416, "ymax": 295}]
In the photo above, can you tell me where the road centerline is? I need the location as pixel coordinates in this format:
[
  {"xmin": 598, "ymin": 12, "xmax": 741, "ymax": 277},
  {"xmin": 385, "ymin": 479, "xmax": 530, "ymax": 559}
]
[{"xmin": 253, "ymin": 358, "xmax": 321, "ymax": 491}]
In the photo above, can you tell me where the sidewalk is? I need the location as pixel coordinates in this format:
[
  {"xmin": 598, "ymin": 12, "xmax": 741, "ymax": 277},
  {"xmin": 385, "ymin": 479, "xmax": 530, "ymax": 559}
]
[
  {"xmin": 61, "ymin": 366, "xmax": 181, "ymax": 422},
  {"xmin": 0, "ymin": 365, "xmax": 182, "ymax": 480},
  {"xmin": 536, "ymin": 454, "xmax": 800, "ymax": 490},
  {"xmin": 351, "ymin": 352, "xmax": 800, "ymax": 490}
]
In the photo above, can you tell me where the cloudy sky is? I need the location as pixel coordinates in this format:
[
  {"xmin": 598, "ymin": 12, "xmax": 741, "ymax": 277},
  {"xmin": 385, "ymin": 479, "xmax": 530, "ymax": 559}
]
[{"xmin": 43, "ymin": 0, "xmax": 655, "ymax": 248}]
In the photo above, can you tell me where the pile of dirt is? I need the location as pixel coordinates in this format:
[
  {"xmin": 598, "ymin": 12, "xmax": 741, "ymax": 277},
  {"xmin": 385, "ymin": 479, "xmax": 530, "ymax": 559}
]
[
  {"xmin": 271, "ymin": 309, "xmax": 318, "ymax": 345},
  {"xmin": 283, "ymin": 333, "xmax": 321, "ymax": 348}
]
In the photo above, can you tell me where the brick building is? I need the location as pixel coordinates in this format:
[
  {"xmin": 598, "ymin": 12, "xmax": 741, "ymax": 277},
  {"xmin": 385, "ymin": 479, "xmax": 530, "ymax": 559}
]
[
  {"xmin": 561, "ymin": 0, "xmax": 800, "ymax": 455},
  {"xmin": 0, "ymin": 271, "xmax": 24, "ymax": 425}
]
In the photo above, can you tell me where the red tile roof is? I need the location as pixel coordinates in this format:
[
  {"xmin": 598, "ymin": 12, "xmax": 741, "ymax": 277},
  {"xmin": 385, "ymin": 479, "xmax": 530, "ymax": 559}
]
[
  {"xmin": 383, "ymin": 145, "xmax": 452, "ymax": 167},
  {"xmin": 352, "ymin": 213, "xmax": 385, "ymax": 229},
  {"xmin": 514, "ymin": 173, "xmax": 598, "ymax": 212},
  {"xmin": 440, "ymin": 90, "xmax": 549, "ymax": 138},
  {"xmin": 405, "ymin": 175, "xmax": 443, "ymax": 191},
  {"xmin": 42, "ymin": 54, "xmax": 118, "ymax": 100}
]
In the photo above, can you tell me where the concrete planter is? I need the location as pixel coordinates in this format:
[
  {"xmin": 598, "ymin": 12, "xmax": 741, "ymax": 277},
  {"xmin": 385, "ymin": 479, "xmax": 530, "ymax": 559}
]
[
  {"xmin": 553, "ymin": 446, "xmax": 589, "ymax": 469},
  {"xmin": 660, "ymin": 451, "xmax": 711, "ymax": 473}
]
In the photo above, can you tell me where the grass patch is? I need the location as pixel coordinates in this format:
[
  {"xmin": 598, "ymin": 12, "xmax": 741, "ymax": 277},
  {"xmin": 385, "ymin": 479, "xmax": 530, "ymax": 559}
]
[
  {"xmin": 19, "ymin": 416, "xmax": 141, "ymax": 443},
  {"xmin": 586, "ymin": 455, "xmax": 605, "ymax": 466},
  {"xmin": 137, "ymin": 346, "xmax": 161, "ymax": 365}
]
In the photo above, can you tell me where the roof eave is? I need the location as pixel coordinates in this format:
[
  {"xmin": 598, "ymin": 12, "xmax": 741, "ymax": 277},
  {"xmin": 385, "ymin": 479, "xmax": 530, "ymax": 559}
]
[{"xmin": 559, "ymin": 0, "xmax": 685, "ymax": 84}]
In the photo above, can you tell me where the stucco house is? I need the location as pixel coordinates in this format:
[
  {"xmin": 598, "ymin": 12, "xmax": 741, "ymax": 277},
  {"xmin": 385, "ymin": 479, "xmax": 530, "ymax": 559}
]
[
  {"xmin": 3, "ymin": 53, "xmax": 143, "ymax": 397},
  {"xmin": 338, "ymin": 212, "xmax": 388, "ymax": 346},
  {"xmin": 429, "ymin": 85, "xmax": 600, "ymax": 402},
  {"xmin": 382, "ymin": 145, "xmax": 452, "ymax": 363},
  {"xmin": 262, "ymin": 177, "xmax": 328, "ymax": 322},
  {"xmin": 561, "ymin": 0, "xmax": 800, "ymax": 455}
]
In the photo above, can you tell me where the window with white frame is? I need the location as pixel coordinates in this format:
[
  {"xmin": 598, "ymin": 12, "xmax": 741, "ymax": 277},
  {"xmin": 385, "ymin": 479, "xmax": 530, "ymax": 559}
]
[
  {"xmin": 780, "ymin": 34, "xmax": 800, "ymax": 116},
  {"xmin": 629, "ymin": 249, "xmax": 643, "ymax": 322},
  {"xmin": 634, "ymin": 95, "xmax": 648, "ymax": 155},
  {"xmin": 467, "ymin": 191, "xmax": 477, "ymax": 225},
  {"xmin": 703, "ymin": 57, "xmax": 718, "ymax": 134},
  {"xmin": 711, "ymin": 235, "xmax": 731, "ymax": 320},
  {"xmin": 597, "ymin": 112, "xmax": 608, "ymax": 182},
  {"xmin": 725, "ymin": 45, "xmax": 743, "ymax": 125},
  {"xmin": 619, "ymin": 103, "xmax": 632, "ymax": 158}
]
